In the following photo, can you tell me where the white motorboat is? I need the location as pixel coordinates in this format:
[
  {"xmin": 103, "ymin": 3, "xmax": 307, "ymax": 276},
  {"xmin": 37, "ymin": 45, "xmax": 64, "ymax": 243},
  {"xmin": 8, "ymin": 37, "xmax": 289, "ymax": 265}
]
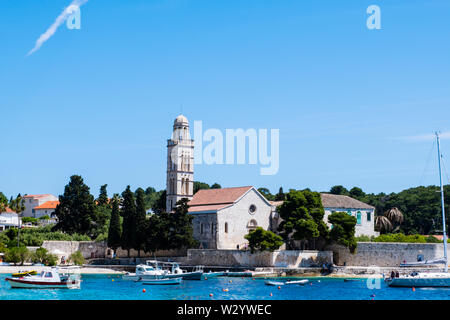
[
  {"xmin": 5, "ymin": 267, "xmax": 81, "ymax": 289},
  {"xmin": 265, "ymin": 279, "xmax": 309, "ymax": 286},
  {"xmin": 142, "ymin": 277, "xmax": 182, "ymax": 285},
  {"xmin": 387, "ymin": 133, "xmax": 450, "ymax": 287},
  {"xmin": 122, "ymin": 264, "xmax": 168, "ymax": 281},
  {"xmin": 165, "ymin": 263, "xmax": 204, "ymax": 280}
]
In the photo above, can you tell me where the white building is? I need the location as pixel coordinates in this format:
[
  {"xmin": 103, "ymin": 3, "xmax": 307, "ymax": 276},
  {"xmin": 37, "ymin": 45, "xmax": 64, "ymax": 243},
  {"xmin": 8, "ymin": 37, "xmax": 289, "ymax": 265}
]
[
  {"xmin": 21, "ymin": 194, "xmax": 58, "ymax": 218},
  {"xmin": 33, "ymin": 200, "xmax": 59, "ymax": 220},
  {"xmin": 320, "ymin": 193, "xmax": 379, "ymax": 237},
  {"xmin": 0, "ymin": 207, "xmax": 20, "ymax": 231},
  {"xmin": 166, "ymin": 115, "xmax": 194, "ymax": 212},
  {"xmin": 188, "ymin": 186, "xmax": 273, "ymax": 249}
]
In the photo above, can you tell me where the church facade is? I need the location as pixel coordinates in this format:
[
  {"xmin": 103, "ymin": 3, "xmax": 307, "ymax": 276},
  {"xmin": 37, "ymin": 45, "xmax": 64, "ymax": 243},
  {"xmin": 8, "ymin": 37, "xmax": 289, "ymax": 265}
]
[{"xmin": 187, "ymin": 186, "xmax": 275, "ymax": 249}]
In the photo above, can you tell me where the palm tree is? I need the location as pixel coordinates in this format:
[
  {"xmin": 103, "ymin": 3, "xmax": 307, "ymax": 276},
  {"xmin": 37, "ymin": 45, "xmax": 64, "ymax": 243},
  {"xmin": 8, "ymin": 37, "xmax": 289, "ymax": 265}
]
[
  {"xmin": 9, "ymin": 195, "xmax": 25, "ymax": 247},
  {"xmin": 375, "ymin": 215, "xmax": 393, "ymax": 233},
  {"xmin": 384, "ymin": 207, "xmax": 404, "ymax": 225}
]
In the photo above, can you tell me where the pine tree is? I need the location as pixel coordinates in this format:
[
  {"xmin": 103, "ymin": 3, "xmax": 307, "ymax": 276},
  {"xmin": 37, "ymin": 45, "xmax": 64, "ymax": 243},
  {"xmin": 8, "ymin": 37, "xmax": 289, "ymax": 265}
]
[
  {"xmin": 120, "ymin": 186, "xmax": 137, "ymax": 257},
  {"xmin": 107, "ymin": 194, "xmax": 122, "ymax": 253},
  {"xmin": 53, "ymin": 175, "xmax": 98, "ymax": 236},
  {"xmin": 135, "ymin": 188, "xmax": 147, "ymax": 257}
]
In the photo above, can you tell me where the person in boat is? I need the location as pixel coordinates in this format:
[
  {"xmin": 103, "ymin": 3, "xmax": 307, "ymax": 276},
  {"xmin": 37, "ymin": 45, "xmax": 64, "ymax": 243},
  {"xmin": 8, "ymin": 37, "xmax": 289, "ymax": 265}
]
[
  {"xmin": 390, "ymin": 271, "xmax": 395, "ymax": 279},
  {"xmin": 395, "ymin": 271, "xmax": 400, "ymax": 278}
]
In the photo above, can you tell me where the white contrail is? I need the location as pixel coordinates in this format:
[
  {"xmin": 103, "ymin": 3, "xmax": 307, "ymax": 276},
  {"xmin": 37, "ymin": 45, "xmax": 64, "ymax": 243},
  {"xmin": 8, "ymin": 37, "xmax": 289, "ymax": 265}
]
[{"xmin": 27, "ymin": 0, "xmax": 88, "ymax": 56}]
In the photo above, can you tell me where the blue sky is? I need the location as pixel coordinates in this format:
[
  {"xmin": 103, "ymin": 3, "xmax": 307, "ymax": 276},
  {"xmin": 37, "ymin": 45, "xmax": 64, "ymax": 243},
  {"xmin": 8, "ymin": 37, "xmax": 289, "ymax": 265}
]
[{"xmin": 1, "ymin": 0, "xmax": 450, "ymax": 198}]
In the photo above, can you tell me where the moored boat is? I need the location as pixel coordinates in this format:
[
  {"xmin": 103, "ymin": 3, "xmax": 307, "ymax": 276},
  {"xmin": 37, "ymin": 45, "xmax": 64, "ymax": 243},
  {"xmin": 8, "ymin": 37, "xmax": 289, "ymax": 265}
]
[
  {"xmin": 165, "ymin": 264, "xmax": 204, "ymax": 280},
  {"xmin": 387, "ymin": 133, "xmax": 450, "ymax": 288},
  {"xmin": 5, "ymin": 267, "xmax": 81, "ymax": 289},
  {"xmin": 142, "ymin": 277, "xmax": 182, "ymax": 285},
  {"xmin": 265, "ymin": 279, "xmax": 309, "ymax": 286},
  {"xmin": 122, "ymin": 264, "xmax": 168, "ymax": 281}
]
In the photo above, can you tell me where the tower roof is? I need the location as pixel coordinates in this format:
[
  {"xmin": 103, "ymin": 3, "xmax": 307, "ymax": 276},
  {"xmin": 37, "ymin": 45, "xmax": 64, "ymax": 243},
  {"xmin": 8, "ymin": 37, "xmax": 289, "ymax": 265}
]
[{"xmin": 174, "ymin": 114, "xmax": 189, "ymax": 127}]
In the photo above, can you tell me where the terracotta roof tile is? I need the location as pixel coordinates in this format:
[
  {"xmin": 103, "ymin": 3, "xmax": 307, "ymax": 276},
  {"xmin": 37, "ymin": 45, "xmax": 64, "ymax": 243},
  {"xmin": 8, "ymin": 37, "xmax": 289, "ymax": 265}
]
[
  {"xmin": 188, "ymin": 186, "xmax": 253, "ymax": 213},
  {"xmin": 34, "ymin": 201, "xmax": 59, "ymax": 210}
]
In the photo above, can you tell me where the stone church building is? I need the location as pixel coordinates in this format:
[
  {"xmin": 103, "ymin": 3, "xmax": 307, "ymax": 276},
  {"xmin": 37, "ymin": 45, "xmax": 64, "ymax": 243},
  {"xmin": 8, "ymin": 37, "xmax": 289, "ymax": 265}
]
[
  {"xmin": 188, "ymin": 186, "xmax": 277, "ymax": 249},
  {"xmin": 165, "ymin": 115, "xmax": 378, "ymax": 250}
]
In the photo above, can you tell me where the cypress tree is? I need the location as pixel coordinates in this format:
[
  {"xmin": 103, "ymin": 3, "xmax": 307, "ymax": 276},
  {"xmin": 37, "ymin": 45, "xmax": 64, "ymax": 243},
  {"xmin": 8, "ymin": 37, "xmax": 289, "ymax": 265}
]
[
  {"xmin": 135, "ymin": 188, "xmax": 147, "ymax": 257},
  {"xmin": 107, "ymin": 194, "xmax": 122, "ymax": 253},
  {"xmin": 97, "ymin": 184, "xmax": 109, "ymax": 206},
  {"xmin": 120, "ymin": 186, "xmax": 137, "ymax": 257}
]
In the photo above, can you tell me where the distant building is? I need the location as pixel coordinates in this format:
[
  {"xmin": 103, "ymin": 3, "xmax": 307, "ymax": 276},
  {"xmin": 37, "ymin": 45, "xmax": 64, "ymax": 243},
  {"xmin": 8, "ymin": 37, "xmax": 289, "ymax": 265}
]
[
  {"xmin": 320, "ymin": 193, "xmax": 379, "ymax": 237},
  {"xmin": 0, "ymin": 207, "xmax": 20, "ymax": 231},
  {"xmin": 21, "ymin": 194, "xmax": 58, "ymax": 218},
  {"xmin": 188, "ymin": 186, "xmax": 273, "ymax": 249},
  {"xmin": 33, "ymin": 200, "xmax": 59, "ymax": 221}
]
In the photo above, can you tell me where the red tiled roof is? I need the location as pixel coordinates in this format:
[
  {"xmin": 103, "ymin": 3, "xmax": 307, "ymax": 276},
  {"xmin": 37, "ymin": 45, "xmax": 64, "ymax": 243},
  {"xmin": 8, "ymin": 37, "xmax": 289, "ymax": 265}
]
[
  {"xmin": 34, "ymin": 201, "xmax": 59, "ymax": 210},
  {"xmin": 1, "ymin": 207, "xmax": 17, "ymax": 214},
  {"xmin": 188, "ymin": 186, "xmax": 253, "ymax": 213}
]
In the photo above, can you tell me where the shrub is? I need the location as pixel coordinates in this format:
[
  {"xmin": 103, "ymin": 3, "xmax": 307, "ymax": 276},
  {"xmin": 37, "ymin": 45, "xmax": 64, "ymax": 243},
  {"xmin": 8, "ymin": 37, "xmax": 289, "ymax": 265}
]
[
  {"xmin": 355, "ymin": 235, "xmax": 371, "ymax": 242},
  {"xmin": 30, "ymin": 247, "xmax": 57, "ymax": 266},
  {"xmin": 426, "ymin": 235, "xmax": 442, "ymax": 243},
  {"xmin": 244, "ymin": 227, "xmax": 284, "ymax": 254},
  {"xmin": 5, "ymin": 246, "xmax": 30, "ymax": 265},
  {"xmin": 69, "ymin": 251, "xmax": 85, "ymax": 266}
]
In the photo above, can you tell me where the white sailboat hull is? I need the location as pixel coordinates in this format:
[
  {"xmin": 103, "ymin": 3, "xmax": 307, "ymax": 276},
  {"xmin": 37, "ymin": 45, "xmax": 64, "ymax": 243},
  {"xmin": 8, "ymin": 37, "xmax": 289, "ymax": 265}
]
[{"xmin": 387, "ymin": 273, "xmax": 450, "ymax": 287}]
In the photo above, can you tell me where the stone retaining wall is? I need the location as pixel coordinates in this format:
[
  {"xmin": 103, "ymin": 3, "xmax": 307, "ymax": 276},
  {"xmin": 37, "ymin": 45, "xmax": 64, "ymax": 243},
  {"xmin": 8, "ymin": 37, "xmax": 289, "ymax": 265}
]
[
  {"xmin": 329, "ymin": 242, "xmax": 446, "ymax": 267},
  {"xmin": 40, "ymin": 241, "xmax": 186, "ymax": 260},
  {"xmin": 186, "ymin": 249, "xmax": 333, "ymax": 268}
]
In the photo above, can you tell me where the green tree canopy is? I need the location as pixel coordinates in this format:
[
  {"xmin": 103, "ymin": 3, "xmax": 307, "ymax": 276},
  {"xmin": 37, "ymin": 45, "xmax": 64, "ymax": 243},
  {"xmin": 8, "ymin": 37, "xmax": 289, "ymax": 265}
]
[
  {"xmin": 328, "ymin": 211, "xmax": 357, "ymax": 253},
  {"xmin": 277, "ymin": 190, "xmax": 328, "ymax": 249},
  {"xmin": 135, "ymin": 188, "xmax": 147, "ymax": 257},
  {"xmin": 53, "ymin": 175, "xmax": 99, "ymax": 237},
  {"xmin": 244, "ymin": 227, "xmax": 284, "ymax": 253},
  {"xmin": 97, "ymin": 184, "xmax": 109, "ymax": 206},
  {"xmin": 330, "ymin": 185, "xmax": 349, "ymax": 196},
  {"xmin": 107, "ymin": 194, "xmax": 122, "ymax": 252},
  {"xmin": 120, "ymin": 186, "xmax": 137, "ymax": 257}
]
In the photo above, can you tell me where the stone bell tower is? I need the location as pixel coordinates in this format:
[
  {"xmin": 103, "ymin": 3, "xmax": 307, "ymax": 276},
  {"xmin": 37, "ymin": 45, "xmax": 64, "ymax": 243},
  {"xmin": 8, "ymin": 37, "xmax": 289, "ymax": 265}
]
[{"xmin": 166, "ymin": 115, "xmax": 194, "ymax": 212}]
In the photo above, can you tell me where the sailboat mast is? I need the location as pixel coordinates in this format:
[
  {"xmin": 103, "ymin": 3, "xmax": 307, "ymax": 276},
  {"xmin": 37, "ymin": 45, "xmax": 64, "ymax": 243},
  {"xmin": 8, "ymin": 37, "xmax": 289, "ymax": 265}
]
[{"xmin": 436, "ymin": 132, "xmax": 448, "ymax": 272}]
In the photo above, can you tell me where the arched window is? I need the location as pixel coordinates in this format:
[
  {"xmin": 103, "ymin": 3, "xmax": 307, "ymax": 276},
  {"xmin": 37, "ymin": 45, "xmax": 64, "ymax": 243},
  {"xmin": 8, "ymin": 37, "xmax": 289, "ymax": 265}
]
[
  {"xmin": 356, "ymin": 211, "xmax": 362, "ymax": 225},
  {"xmin": 185, "ymin": 178, "xmax": 190, "ymax": 195},
  {"xmin": 247, "ymin": 219, "xmax": 258, "ymax": 232},
  {"xmin": 225, "ymin": 222, "xmax": 228, "ymax": 233}
]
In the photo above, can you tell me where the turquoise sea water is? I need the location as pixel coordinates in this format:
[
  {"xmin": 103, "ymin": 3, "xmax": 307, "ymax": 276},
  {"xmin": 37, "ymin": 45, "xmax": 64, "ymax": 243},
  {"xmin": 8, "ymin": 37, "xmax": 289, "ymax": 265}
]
[{"xmin": 1, "ymin": 274, "xmax": 450, "ymax": 300}]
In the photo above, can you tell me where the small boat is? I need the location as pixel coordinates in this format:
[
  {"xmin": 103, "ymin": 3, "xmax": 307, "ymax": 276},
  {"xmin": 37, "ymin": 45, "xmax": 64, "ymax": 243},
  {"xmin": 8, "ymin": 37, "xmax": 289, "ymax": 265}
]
[
  {"xmin": 344, "ymin": 279, "xmax": 361, "ymax": 282},
  {"xmin": 122, "ymin": 263, "xmax": 168, "ymax": 281},
  {"xmin": 12, "ymin": 270, "xmax": 38, "ymax": 277},
  {"xmin": 163, "ymin": 263, "xmax": 204, "ymax": 280},
  {"xmin": 265, "ymin": 279, "xmax": 309, "ymax": 286},
  {"xmin": 204, "ymin": 271, "xmax": 224, "ymax": 278},
  {"xmin": 142, "ymin": 277, "xmax": 182, "ymax": 285},
  {"xmin": 5, "ymin": 267, "xmax": 81, "ymax": 289}
]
